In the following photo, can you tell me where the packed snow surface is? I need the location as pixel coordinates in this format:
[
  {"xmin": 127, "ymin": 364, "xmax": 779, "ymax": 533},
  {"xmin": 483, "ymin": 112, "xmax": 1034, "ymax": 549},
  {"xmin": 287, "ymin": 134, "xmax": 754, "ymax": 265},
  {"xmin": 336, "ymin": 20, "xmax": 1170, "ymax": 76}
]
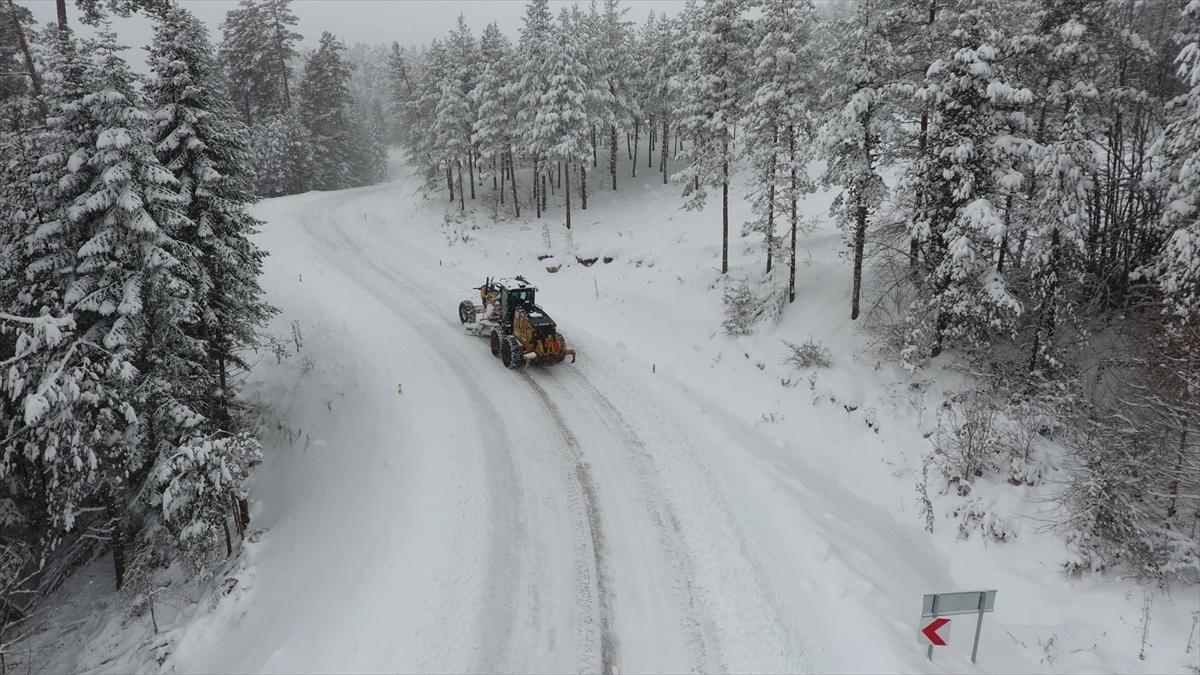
[{"xmin": 40, "ymin": 158, "xmax": 1198, "ymax": 674}]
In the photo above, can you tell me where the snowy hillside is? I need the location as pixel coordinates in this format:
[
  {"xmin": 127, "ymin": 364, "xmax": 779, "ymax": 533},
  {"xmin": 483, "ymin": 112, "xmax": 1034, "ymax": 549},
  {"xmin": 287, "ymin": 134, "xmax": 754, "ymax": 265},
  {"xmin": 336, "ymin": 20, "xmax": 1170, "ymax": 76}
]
[{"xmin": 30, "ymin": 154, "xmax": 1195, "ymax": 673}]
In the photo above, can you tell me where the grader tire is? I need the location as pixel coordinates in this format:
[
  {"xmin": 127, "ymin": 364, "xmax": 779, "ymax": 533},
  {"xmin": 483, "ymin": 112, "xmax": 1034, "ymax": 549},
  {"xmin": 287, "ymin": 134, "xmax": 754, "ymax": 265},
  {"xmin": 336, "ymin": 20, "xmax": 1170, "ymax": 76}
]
[
  {"xmin": 501, "ymin": 335, "xmax": 525, "ymax": 370},
  {"xmin": 458, "ymin": 300, "xmax": 476, "ymax": 325},
  {"xmin": 490, "ymin": 329, "xmax": 502, "ymax": 357}
]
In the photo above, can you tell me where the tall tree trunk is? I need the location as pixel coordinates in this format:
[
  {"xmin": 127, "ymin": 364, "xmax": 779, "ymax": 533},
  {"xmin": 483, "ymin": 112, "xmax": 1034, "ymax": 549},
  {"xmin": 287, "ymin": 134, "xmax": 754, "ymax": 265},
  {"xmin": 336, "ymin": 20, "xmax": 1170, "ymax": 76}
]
[
  {"xmin": 468, "ymin": 150, "xmax": 476, "ymax": 200},
  {"xmin": 580, "ymin": 162, "xmax": 587, "ymax": 210},
  {"xmin": 722, "ymin": 157, "xmax": 729, "ymax": 275},
  {"xmin": 458, "ymin": 161, "xmax": 465, "ymax": 211},
  {"xmin": 648, "ymin": 114, "xmax": 655, "ymax": 168},
  {"xmin": 632, "ymin": 119, "xmax": 640, "ymax": 177},
  {"xmin": 661, "ymin": 119, "xmax": 669, "ymax": 185},
  {"xmin": 565, "ymin": 161, "xmax": 572, "ymax": 230},
  {"xmin": 103, "ymin": 485, "xmax": 126, "ymax": 590},
  {"xmin": 493, "ymin": 157, "xmax": 498, "ymax": 192},
  {"xmin": 55, "ymin": 0, "xmax": 66, "ymax": 30},
  {"xmin": 557, "ymin": 161, "xmax": 561, "ymax": 190},
  {"xmin": 851, "ymin": 200, "xmax": 868, "ymax": 320},
  {"xmin": 610, "ymin": 125, "xmax": 618, "ymax": 190},
  {"xmin": 509, "ymin": 148, "xmax": 520, "ymax": 218},
  {"xmin": 446, "ymin": 165, "xmax": 454, "ymax": 202},
  {"xmin": 591, "ymin": 125, "xmax": 597, "ymax": 168},
  {"xmin": 789, "ymin": 126, "xmax": 798, "ymax": 304},
  {"xmin": 5, "ymin": 0, "xmax": 45, "ymax": 122},
  {"xmin": 534, "ymin": 156, "xmax": 541, "ymax": 218},
  {"xmin": 541, "ymin": 172, "xmax": 547, "ymax": 212}
]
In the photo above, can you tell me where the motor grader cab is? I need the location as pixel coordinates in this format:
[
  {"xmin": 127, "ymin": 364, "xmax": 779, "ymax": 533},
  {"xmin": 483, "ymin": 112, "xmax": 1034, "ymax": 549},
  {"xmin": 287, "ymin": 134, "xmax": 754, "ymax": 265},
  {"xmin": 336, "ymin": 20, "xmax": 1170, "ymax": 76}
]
[{"xmin": 458, "ymin": 276, "xmax": 576, "ymax": 369}]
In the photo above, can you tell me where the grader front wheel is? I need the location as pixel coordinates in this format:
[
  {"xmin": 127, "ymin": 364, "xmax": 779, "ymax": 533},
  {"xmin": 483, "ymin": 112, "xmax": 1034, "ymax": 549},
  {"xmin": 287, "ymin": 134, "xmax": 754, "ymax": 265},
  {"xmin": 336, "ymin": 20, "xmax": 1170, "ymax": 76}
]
[
  {"xmin": 501, "ymin": 335, "xmax": 525, "ymax": 370},
  {"xmin": 458, "ymin": 300, "xmax": 476, "ymax": 324},
  {"xmin": 490, "ymin": 329, "xmax": 502, "ymax": 358}
]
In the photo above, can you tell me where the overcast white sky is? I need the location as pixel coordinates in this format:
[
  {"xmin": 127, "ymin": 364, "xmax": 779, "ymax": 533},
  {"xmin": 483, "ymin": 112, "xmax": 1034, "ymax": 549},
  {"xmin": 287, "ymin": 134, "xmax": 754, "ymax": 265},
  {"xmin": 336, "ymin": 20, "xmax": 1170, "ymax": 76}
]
[{"xmin": 22, "ymin": 0, "xmax": 686, "ymax": 70}]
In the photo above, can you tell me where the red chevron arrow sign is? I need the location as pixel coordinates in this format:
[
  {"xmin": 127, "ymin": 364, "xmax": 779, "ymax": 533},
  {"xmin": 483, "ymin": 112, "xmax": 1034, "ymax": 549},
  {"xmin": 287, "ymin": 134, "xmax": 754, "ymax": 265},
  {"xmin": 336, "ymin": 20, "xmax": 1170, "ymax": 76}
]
[{"xmin": 919, "ymin": 617, "xmax": 951, "ymax": 646}]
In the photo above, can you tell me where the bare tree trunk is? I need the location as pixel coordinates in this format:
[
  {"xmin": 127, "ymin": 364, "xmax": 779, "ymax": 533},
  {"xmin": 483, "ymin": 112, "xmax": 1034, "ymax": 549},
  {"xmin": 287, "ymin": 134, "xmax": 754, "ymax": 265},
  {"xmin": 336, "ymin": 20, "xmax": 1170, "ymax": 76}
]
[
  {"xmin": 632, "ymin": 119, "xmax": 639, "ymax": 177},
  {"xmin": 458, "ymin": 161, "xmax": 465, "ymax": 211},
  {"xmin": 565, "ymin": 161, "xmax": 572, "ymax": 230},
  {"xmin": 722, "ymin": 157, "xmax": 729, "ymax": 275},
  {"xmin": 610, "ymin": 125, "xmax": 618, "ymax": 190},
  {"xmin": 648, "ymin": 114, "xmax": 656, "ymax": 168},
  {"xmin": 580, "ymin": 162, "xmax": 587, "ymax": 210},
  {"xmin": 661, "ymin": 119, "xmax": 669, "ymax": 185},
  {"xmin": 591, "ymin": 125, "xmax": 597, "ymax": 168},
  {"xmin": 55, "ymin": 0, "xmax": 66, "ymax": 30},
  {"xmin": 5, "ymin": 0, "xmax": 45, "ymax": 122},
  {"xmin": 534, "ymin": 156, "xmax": 541, "ymax": 218},
  {"xmin": 103, "ymin": 485, "xmax": 126, "ymax": 590},
  {"xmin": 789, "ymin": 126, "xmax": 798, "ymax": 303},
  {"xmin": 468, "ymin": 150, "xmax": 476, "ymax": 200},
  {"xmin": 541, "ymin": 173, "xmax": 547, "ymax": 212},
  {"xmin": 447, "ymin": 165, "xmax": 454, "ymax": 202},
  {"xmin": 509, "ymin": 148, "xmax": 520, "ymax": 218},
  {"xmin": 851, "ymin": 200, "xmax": 868, "ymax": 320}
]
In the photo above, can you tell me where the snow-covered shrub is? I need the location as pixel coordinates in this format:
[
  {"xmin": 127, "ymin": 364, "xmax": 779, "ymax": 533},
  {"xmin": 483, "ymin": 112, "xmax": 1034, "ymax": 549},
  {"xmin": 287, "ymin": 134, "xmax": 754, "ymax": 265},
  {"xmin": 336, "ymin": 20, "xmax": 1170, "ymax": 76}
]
[
  {"xmin": 721, "ymin": 272, "xmax": 786, "ymax": 336},
  {"xmin": 780, "ymin": 338, "xmax": 832, "ymax": 369},
  {"xmin": 933, "ymin": 389, "xmax": 1004, "ymax": 486},
  {"xmin": 153, "ymin": 434, "xmax": 261, "ymax": 580}
]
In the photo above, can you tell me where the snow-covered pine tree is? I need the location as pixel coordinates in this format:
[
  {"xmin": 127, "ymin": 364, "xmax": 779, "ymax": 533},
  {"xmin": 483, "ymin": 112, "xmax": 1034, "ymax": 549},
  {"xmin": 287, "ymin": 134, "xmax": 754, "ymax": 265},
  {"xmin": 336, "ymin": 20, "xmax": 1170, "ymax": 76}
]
[
  {"xmin": 1020, "ymin": 9, "xmax": 1101, "ymax": 376},
  {"xmin": 385, "ymin": 41, "xmax": 415, "ymax": 146},
  {"xmin": 899, "ymin": 4, "xmax": 1029, "ymax": 366},
  {"xmin": 819, "ymin": 0, "xmax": 901, "ymax": 318},
  {"xmin": 298, "ymin": 31, "xmax": 355, "ymax": 191},
  {"xmin": 16, "ymin": 27, "xmax": 194, "ymax": 589},
  {"xmin": 146, "ymin": 5, "xmax": 276, "ymax": 432},
  {"xmin": 743, "ymin": 0, "xmax": 818, "ymax": 281},
  {"xmin": 529, "ymin": 8, "xmax": 592, "ymax": 230},
  {"xmin": 250, "ymin": 108, "xmax": 312, "ymax": 196},
  {"xmin": 673, "ymin": 0, "xmax": 752, "ymax": 274},
  {"xmin": 1157, "ymin": 0, "xmax": 1200, "ymax": 322},
  {"xmin": 407, "ymin": 40, "xmax": 454, "ymax": 196},
  {"xmin": 434, "ymin": 16, "xmax": 478, "ymax": 211},
  {"xmin": 219, "ymin": 0, "xmax": 301, "ymax": 126},
  {"xmin": 514, "ymin": 0, "xmax": 554, "ymax": 218},
  {"xmin": 345, "ymin": 104, "xmax": 387, "ymax": 187},
  {"xmin": 472, "ymin": 22, "xmax": 519, "ymax": 216},
  {"xmin": 590, "ymin": 0, "xmax": 635, "ymax": 192}
]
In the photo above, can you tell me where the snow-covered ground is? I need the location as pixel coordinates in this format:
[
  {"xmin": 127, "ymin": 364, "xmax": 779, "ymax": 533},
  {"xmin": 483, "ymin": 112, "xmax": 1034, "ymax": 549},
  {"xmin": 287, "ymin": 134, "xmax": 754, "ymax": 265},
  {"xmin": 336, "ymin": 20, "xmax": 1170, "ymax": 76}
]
[{"xmin": 36, "ymin": 155, "xmax": 1199, "ymax": 673}]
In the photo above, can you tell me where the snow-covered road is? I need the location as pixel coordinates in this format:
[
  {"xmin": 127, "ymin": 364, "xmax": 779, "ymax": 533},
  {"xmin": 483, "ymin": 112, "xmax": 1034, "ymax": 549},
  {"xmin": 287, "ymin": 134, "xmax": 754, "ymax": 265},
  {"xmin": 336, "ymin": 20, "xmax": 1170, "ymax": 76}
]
[
  {"xmin": 168, "ymin": 180, "xmax": 811, "ymax": 673},
  {"xmin": 149, "ymin": 166, "xmax": 1199, "ymax": 675}
]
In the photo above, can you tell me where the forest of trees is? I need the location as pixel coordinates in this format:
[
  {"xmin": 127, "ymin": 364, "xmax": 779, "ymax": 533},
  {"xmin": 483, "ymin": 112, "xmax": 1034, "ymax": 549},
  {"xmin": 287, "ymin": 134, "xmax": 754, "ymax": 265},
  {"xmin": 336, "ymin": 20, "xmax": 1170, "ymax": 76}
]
[
  {"xmin": 0, "ymin": 0, "xmax": 1195, "ymax": 645},
  {"xmin": 0, "ymin": 0, "xmax": 387, "ymax": 621},
  {"xmin": 389, "ymin": 0, "xmax": 1198, "ymax": 583}
]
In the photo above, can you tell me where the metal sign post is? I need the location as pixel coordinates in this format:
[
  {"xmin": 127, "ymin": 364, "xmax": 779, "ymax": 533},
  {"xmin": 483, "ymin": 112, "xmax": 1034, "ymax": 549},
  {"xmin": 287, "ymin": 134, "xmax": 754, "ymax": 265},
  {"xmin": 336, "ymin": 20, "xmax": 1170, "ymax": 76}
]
[{"xmin": 920, "ymin": 590, "xmax": 997, "ymax": 664}]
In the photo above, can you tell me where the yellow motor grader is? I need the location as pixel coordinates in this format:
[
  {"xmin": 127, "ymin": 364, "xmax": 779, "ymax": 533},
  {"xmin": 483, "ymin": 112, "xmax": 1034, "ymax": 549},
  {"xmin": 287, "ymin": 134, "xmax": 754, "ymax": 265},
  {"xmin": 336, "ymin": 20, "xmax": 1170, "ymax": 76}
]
[{"xmin": 459, "ymin": 276, "xmax": 576, "ymax": 369}]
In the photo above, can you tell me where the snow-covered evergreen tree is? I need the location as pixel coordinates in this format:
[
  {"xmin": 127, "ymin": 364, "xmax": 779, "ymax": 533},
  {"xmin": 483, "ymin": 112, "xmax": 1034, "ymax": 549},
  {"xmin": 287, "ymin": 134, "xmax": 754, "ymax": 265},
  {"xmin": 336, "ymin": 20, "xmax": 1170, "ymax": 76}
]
[
  {"xmin": 472, "ymin": 22, "xmax": 519, "ymax": 216},
  {"xmin": 673, "ymin": 0, "xmax": 752, "ymax": 274},
  {"xmin": 819, "ymin": 0, "xmax": 901, "ymax": 318},
  {"xmin": 146, "ymin": 5, "xmax": 276, "ymax": 429},
  {"xmin": 742, "ymin": 0, "xmax": 818, "ymax": 281},
  {"xmin": 219, "ymin": 0, "xmax": 302, "ymax": 126},
  {"xmin": 529, "ymin": 9, "xmax": 593, "ymax": 229},
  {"xmin": 899, "ymin": 5, "xmax": 1029, "ymax": 365},
  {"xmin": 1157, "ymin": 0, "xmax": 1200, "ymax": 321},
  {"xmin": 250, "ymin": 109, "xmax": 312, "ymax": 196},
  {"xmin": 298, "ymin": 31, "xmax": 355, "ymax": 191}
]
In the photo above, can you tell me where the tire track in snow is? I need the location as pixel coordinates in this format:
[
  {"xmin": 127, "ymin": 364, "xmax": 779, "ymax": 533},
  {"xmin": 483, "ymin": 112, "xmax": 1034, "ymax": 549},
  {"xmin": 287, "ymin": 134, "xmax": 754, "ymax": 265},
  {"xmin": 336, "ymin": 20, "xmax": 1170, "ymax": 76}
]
[
  {"xmin": 521, "ymin": 373, "xmax": 617, "ymax": 675},
  {"xmin": 301, "ymin": 194, "xmax": 610, "ymax": 673},
  {"xmin": 545, "ymin": 369, "xmax": 724, "ymax": 674},
  {"xmin": 297, "ymin": 195, "xmax": 530, "ymax": 671}
]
